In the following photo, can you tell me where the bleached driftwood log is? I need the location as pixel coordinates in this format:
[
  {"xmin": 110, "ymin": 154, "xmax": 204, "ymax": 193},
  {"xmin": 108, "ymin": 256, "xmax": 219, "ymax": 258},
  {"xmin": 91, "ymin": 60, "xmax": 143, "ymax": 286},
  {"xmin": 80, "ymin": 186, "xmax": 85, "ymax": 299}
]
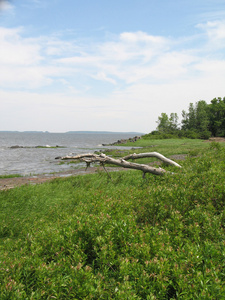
[
  {"xmin": 123, "ymin": 152, "xmax": 182, "ymax": 168},
  {"xmin": 56, "ymin": 152, "xmax": 181, "ymax": 177}
]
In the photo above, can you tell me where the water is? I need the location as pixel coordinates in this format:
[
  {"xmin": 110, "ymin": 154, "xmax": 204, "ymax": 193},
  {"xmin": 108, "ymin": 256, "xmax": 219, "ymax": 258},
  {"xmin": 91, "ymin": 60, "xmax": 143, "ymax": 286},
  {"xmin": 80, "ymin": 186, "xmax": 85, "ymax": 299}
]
[{"xmin": 0, "ymin": 132, "xmax": 141, "ymax": 176}]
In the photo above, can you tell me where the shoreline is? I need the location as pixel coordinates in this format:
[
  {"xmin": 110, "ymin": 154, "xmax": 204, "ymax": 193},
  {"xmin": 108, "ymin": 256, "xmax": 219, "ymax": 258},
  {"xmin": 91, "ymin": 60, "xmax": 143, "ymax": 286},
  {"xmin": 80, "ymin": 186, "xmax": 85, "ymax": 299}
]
[
  {"xmin": 0, "ymin": 154, "xmax": 187, "ymax": 190},
  {"xmin": 0, "ymin": 166, "xmax": 124, "ymax": 190}
]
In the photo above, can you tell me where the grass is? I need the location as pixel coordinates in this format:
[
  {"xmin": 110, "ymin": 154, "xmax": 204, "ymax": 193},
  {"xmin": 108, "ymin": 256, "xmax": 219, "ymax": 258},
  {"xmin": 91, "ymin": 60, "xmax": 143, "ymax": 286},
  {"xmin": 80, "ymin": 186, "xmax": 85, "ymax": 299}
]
[
  {"xmin": 35, "ymin": 146, "xmax": 66, "ymax": 149},
  {"xmin": 121, "ymin": 138, "xmax": 210, "ymax": 156},
  {"xmin": 0, "ymin": 139, "xmax": 225, "ymax": 299},
  {"xmin": 0, "ymin": 174, "xmax": 22, "ymax": 179},
  {"xmin": 102, "ymin": 138, "xmax": 212, "ymax": 165}
]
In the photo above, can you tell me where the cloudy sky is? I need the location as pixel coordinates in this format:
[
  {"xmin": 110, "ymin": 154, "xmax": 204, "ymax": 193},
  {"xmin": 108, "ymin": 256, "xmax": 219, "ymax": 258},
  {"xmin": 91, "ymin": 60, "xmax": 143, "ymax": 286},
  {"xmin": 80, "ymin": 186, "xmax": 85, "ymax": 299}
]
[{"xmin": 0, "ymin": 0, "xmax": 225, "ymax": 133}]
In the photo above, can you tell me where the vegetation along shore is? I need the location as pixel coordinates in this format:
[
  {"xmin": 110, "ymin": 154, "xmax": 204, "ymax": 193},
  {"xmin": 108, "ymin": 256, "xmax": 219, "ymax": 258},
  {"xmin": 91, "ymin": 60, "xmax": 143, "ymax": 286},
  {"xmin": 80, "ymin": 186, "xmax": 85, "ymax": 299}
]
[
  {"xmin": 0, "ymin": 135, "xmax": 225, "ymax": 299},
  {"xmin": 1, "ymin": 96, "xmax": 225, "ymax": 298}
]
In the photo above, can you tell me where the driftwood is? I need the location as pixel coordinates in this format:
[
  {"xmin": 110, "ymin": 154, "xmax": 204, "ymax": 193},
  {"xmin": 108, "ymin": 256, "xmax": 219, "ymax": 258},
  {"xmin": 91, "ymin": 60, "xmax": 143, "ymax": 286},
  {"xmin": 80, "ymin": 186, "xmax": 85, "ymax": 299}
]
[
  {"xmin": 56, "ymin": 152, "xmax": 181, "ymax": 177},
  {"xmin": 123, "ymin": 152, "xmax": 182, "ymax": 168}
]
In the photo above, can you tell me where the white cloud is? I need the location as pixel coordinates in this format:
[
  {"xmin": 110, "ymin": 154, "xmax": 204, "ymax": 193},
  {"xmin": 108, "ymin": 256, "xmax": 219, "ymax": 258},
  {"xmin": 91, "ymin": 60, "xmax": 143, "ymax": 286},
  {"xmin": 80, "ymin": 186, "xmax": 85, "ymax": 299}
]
[
  {"xmin": 120, "ymin": 31, "xmax": 168, "ymax": 45},
  {"xmin": 195, "ymin": 59, "xmax": 225, "ymax": 73},
  {"xmin": 197, "ymin": 20, "xmax": 225, "ymax": 40},
  {"xmin": 92, "ymin": 72, "xmax": 117, "ymax": 85},
  {"xmin": 196, "ymin": 20, "xmax": 225, "ymax": 52},
  {"xmin": 0, "ymin": 0, "xmax": 14, "ymax": 12},
  {"xmin": 59, "ymin": 55, "xmax": 100, "ymax": 65},
  {"xmin": 0, "ymin": 25, "xmax": 224, "ymax": 89},
  {"xmin": 1, "ymin": 22, "xmax": 225, "ymax": 132},
  {"xmin": 0, "ymin": 27, "xmax": 42, "ymax": 65}
]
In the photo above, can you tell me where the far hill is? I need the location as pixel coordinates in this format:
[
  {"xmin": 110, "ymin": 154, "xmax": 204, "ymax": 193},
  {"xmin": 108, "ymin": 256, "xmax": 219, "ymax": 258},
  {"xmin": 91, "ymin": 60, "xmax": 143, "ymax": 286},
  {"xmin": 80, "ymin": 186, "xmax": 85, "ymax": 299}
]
[{"xmin": 65, "ymin": 131, "xmax": 145, "ymax": 135}]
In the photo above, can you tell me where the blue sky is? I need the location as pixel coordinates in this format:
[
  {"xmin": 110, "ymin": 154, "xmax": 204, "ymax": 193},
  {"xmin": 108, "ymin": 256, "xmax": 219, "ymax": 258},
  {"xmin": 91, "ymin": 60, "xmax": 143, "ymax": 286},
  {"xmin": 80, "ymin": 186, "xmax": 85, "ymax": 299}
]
[{"xmin": 0, "ymin": 0, "xmax": 225, "ymax": 132}]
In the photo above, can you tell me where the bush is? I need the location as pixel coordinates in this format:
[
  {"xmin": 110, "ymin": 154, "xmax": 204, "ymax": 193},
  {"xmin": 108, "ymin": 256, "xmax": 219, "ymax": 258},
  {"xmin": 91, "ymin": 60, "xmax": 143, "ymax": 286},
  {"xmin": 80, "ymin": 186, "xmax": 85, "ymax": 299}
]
[
  {"xmin": 209, "ymin": 141, "xmax": 222, "ymax": 151},
  {"xmin": 199, "ymin": 130, "xmax": 211, "ymax": 140},
  {"xmin": 142, "ymin": 131, "xmax": 179, "ymax": 140},
  {"xmin": 1, "ymin": 144, "xmax": 225, "ymax": 298}
]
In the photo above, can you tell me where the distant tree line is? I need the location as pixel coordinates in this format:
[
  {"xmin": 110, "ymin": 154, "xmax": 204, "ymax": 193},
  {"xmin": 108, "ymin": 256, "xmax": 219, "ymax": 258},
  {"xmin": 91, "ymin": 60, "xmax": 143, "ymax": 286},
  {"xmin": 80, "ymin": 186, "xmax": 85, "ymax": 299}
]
[{"xmin": 144, "ymin": 97, "xmax": 225, "ymax": 139}]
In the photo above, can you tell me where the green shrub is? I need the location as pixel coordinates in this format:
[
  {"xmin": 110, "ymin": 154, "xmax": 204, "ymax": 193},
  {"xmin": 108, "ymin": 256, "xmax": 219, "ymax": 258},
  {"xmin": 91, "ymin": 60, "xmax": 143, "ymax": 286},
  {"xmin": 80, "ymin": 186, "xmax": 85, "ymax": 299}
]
[
  {"xmin": 209, "ymin": 141, "xmax": 222, "ymax": 151},
  {"xmin": 0, "ymin": 143, "xmax": 225, "ymax": 299},
  {"xmin": 188, "ymin": 149, "xmax": 199, "ymax": 157},
  {"xmin": 199, "ymin": 130, "xmax": 211, "ymax": 140}
]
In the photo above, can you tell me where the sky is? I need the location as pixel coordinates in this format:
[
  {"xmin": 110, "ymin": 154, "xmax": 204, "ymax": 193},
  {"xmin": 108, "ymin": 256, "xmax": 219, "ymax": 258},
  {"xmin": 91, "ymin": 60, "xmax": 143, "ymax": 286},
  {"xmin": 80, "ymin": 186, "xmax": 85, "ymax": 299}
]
[{"xmin": 0, "ymin": 0, "xmax": 225, "ymax": 133}]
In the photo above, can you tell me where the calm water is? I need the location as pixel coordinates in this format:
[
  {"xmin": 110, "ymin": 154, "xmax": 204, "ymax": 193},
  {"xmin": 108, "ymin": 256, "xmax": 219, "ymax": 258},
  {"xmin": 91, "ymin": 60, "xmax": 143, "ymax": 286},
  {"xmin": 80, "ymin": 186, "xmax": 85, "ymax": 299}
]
[{"xmin": 0, "ymin": 132, "xmax": 141, "ymax": 175}]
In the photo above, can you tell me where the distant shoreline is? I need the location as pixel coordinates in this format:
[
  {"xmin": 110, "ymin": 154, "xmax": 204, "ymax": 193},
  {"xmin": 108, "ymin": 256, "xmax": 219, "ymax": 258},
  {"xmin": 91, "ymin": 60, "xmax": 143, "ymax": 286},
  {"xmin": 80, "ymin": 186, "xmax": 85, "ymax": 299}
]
[{"xmin": 0, "ymin": 130, "xmax": 145, "ymax": 135}]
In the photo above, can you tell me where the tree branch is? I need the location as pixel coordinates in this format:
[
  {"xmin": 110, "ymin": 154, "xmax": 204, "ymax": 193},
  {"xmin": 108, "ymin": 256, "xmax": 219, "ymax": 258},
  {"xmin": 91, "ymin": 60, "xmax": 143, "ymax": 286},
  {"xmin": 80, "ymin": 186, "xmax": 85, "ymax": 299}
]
[
  {"xmin": 123, "ymin": 152, "xmax": 182, "ymax": 168},
  {"xmin": 56, "ymin": 152, "xmax": 181, "ymax": 176}
]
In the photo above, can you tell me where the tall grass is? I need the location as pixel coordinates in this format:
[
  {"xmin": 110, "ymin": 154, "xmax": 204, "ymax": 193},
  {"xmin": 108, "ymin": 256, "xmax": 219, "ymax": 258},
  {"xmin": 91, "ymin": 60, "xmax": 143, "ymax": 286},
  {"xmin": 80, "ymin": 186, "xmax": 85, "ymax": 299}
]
[{"xmin": 0, "ymin": 142, "xmax": 225, "ymax": 299}]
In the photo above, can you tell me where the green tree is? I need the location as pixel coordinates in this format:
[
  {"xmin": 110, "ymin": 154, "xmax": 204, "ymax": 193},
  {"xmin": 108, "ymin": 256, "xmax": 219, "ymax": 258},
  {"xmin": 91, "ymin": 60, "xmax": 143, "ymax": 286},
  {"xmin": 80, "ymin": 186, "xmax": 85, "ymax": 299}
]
[
  {"xmin": 156, "ymin": 112, "xmax": 179, "ymax": 134},
  {"xmin": 181, "ymin": 110, "xmax": 188, "ymax": 131},
  {"xmin": 181, "ymin": 103, "xmax": 196, "ymax": 131},
  {"xmin": 156, "ymin": 113, "xmax": 170, "ymax": 133},
  {"xmin": 181, "ymin": 101, "xmax": 211, "ymax": 138},
  {"xmin": 188, "ymin": 103, "xmax": 196, "ymax": 130},
  {"xmin": 195, "ymin": 100, "xmax": 211, "ymax": 139},
  {"xmin": 151, "ymin": 96, "xmax": 225, "ymax": 139},
  {"xmin": 208, "ymin": 97, "xmax": 225, "ymax": 137}
]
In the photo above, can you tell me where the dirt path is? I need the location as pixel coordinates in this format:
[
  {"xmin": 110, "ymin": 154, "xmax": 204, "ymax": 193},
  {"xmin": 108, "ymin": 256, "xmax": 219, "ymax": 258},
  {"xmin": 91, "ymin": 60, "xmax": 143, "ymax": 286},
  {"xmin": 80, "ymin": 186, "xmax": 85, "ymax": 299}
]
[{"xmin": 204, "ymin": 137, "xmax": 225, "ymax": 142}]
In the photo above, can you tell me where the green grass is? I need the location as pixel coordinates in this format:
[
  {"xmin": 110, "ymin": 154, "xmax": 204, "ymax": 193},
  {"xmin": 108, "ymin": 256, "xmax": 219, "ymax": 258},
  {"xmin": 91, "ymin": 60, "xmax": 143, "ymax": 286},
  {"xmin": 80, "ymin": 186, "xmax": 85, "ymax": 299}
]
[
  {"xmin": 121, "ymin": 138, "xmax": 210, "ymax": 156},
  {"xmin": 106, "ymin": 138, "xmax": 217, "ymax": 165},
  {"xmin": 35, "ymin": 146, "xmax": 66, "ymax": 148},
  {"xmin": 0, "ymin": 140, "xmax": 225, "ymax": 299},
  {"xmin": 0, "ymin": 174, "xmax": 22, "ymax": 179}
]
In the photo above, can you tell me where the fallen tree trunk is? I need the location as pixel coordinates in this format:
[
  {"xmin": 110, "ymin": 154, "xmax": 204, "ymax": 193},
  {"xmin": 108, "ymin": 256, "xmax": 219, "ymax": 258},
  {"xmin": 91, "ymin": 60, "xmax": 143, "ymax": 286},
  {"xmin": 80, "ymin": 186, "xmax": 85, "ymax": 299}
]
[
  {"xmin": 57, "ymin": 152, "xmax": 181, "ymax": 177},
  {"xmin": 123, "ymin": 152, "xmax": 182, "ymax": 168}
]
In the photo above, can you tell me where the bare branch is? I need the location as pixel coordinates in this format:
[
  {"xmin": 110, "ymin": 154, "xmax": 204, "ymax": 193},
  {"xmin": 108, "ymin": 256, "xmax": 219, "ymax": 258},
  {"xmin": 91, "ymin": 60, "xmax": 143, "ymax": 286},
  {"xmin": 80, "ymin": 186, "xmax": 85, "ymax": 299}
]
[
  {"xmin": 123, "ymin": 152, "xmax": 182, "ymax": 168},
  {"xmin": 57, "ymin": 152, "xmax": 175, "ymax": 176}
]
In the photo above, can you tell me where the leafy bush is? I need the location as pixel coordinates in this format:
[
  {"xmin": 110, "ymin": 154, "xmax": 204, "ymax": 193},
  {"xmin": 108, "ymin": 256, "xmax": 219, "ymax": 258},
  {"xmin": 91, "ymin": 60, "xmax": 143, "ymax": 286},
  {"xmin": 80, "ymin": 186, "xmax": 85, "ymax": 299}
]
[
  {"xmin": 198, "ymin": 130, "xmax": 211, "ymax": 140},
  {"xmin": 0, "ymin": 145, "xmax": 225, "ymax": 299},
  {"xmin": 209, "ymin": 141, "xmax": 222, "ymax": 151},
  {"xmin": 188, "ymin": 149, "xmax": 199, "ymax": 157},
  {"xmin": 142, "ymin": 131, "xmax": 179, "ymax": 140},
  {"xmin": 183, "ymin": 130, "xmax": 200, "ymax": 139}
]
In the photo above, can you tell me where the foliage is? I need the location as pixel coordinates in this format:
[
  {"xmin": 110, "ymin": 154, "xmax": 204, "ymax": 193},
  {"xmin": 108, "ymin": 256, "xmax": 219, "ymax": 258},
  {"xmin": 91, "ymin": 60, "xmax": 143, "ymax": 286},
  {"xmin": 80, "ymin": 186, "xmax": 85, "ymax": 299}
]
[
  {"xmin": 0, "ymin": 141, "xmax": 225, "ymax": 299},
  {"xmin": 0, "ymin": 174, "xmax": 22, "ymax": 179},
  {"xmin": 117, "ymin": 138, "xmax": 210, "ymax": 160},
  {"xmin": 156, "ymin": 112, "xmax": 179, "ymax": 135},
  {"xmin": 208, "ymin": 97, "xmax": 225, "ymax": 137},
  {"xmin": 209, "ymin": 141, "xmax": 222, "ymax": 151},
  {"xmin": 181, "ymin": 101, "xmax": 211, "ymax": 139},
  {"xmin": 142, "ymin": 131, "xmax": 179, "ymax": 140},
  {"xmin": 146, "ymin": 97, "xmax": 225, "ymax": 139}
]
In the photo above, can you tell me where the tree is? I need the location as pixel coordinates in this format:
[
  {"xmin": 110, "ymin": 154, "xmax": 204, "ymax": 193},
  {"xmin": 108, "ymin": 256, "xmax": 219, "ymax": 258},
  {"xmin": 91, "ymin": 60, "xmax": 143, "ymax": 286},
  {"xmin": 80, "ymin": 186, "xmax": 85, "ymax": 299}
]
[
  {"xmin": 208, "ymin": 97, "xmax": 225, "ymax": 137},
  {"xmin": 169, "ymin": 113, "xmax": 179, "ymax": 131},
  {"xmin": 181, "ymin": 101, "xmax": 211, "ymax": 139},
  {"xmin": 195, "ymin": 100, "xmax": 210, "ymax": 139},
  {"xmin": 156, "ymin": 112, "xmax": 179, "ymax": 134},
  {"xmin": 189, "ymin": 103, "xmax": 197, "ymax": 130},
  {"xmin": 151, "ymin": 96, "xmax": 225, "ymax": 139},
  {"xmin": 181, "ymin": 103, "xmax": 196, "ymax": 131},
  {"xmin": 156, "ymin": 113, "xmax": 170, "ymax": 133},
  {"xmin": 181, "ymin": 110, "xmax": 188, "ymax": 131}
]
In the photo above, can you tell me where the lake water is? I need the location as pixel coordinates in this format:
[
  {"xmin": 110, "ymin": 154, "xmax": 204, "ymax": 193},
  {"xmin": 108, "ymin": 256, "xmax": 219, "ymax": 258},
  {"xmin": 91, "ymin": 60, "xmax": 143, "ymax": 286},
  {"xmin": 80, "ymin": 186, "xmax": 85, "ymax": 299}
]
[{"xmin": 0, "ymin": 132, "xmax": 141, "ymax": 176}]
